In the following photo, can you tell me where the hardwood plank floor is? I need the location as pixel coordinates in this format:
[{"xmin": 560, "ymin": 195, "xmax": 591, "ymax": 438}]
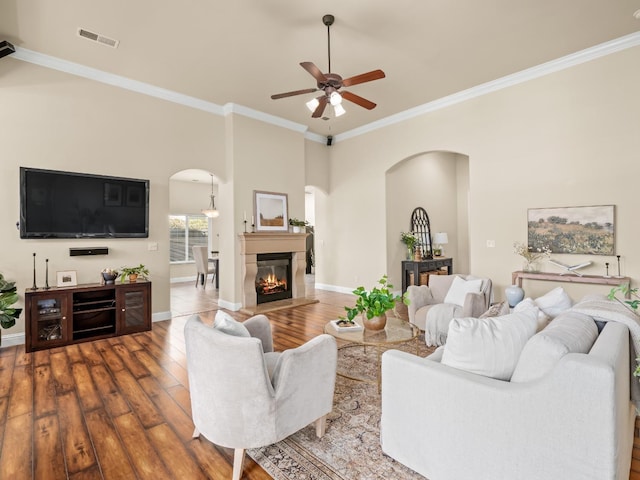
[{"xmin": 1, "ymin": 279, "xmax": 639, "ymax": 479}]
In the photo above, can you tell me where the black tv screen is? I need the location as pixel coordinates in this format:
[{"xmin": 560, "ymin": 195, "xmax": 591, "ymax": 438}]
[{"xmin": 20, "ymin": 167, "xmax": 149, "ymax": 239}]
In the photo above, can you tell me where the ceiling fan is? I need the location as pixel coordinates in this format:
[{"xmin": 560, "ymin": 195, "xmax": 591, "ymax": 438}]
[{"xmin": 270, "ymin": 14, "xmax": 385, "ymax": 118}]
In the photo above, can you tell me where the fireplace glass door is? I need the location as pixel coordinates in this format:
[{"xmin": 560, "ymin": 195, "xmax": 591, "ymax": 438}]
[{"xmin": 256, "ymin": 253, "xmax": 292, "ymax": 304}]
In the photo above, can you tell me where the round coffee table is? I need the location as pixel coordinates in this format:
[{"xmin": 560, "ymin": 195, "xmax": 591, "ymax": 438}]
[{"xmin": 324, "ymin": 315, "xmax": 419, "ymax": 393}]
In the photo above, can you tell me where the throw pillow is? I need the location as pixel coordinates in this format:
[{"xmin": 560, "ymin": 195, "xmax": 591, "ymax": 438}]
[
  {"xmin": 514, "ymin": 298, "xmax": 550, "ymax": 331},
  {"xmin": 511, "ymin": 311, "xmax": 598, "ymax": 383},
  {"xmin": 443, "ymin": 276, "xmax": 483, "ymax": 307},
  {"xmin": 440, "ymin": 309, "xmax": 539, "ymax": 381},
  {"xmin": 534, "ymin": 287, "xmax": 573, "ymax": 318},
  {"xmin": 213, "ymin": 310, "xmax": 251, "ymax": 337},
  {"xmin": 479, "ymin": 301, "xmax": 509, "ymax": 318}
]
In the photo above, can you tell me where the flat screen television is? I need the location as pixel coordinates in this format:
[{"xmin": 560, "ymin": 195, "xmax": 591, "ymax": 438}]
[{"xmin": 20, "ymin": 167, "xmax": 149, "ymax": 239}]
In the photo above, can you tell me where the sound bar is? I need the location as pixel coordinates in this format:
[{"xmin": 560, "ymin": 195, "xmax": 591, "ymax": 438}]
[{"xmin": 70, "ymin": 247, "xmax": 109, "ymax": 256}]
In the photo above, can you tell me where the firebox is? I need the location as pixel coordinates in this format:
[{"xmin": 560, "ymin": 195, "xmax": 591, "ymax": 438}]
[{"xmin": 255, "ymin": 252, "xmax": 292, "ymax": 304}]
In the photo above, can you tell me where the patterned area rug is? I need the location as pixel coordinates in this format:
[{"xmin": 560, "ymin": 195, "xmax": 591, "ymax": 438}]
[{"xmin": 248, "ymin": 338, "xmax": 435, "ymax": 480}]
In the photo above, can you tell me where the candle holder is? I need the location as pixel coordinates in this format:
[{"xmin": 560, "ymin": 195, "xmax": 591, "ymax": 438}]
[
  {"xmin": 614, "ymin": 255, "xmax": 623, "ymax": 278},
  {"xmin": 44, "ymin": 258, "xmax": 50, "ymax": 289},
  {"xmin": 244, "ymin": 219, "xmax": 247, "ymax": 233},
  {"xmin": 31, "ymin": 252, "xmax": 38, "ymax": 290},
  {"xmin": 604, "ymin": 262, "xmax": 610, "ymax": 278}
]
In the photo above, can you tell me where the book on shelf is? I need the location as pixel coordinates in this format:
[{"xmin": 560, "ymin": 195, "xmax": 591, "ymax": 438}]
[{"xmin": 330, "ymin": 319, "xmax": 363, "ymax": 332}]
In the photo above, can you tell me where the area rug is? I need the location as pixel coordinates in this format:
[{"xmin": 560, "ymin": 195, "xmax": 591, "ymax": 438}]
[{"xmin": 248, "ymin": 338, "xmax": 435, "ymax": 480}]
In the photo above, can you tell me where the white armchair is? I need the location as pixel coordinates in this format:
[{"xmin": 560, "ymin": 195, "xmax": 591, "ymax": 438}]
[
  {"xmin": 184, "ymin": 313, "xmax": 337, "ymax": 480},
  {"xmin": 406, "ymin": 274, "xmax": 492, "ymax": 346}
]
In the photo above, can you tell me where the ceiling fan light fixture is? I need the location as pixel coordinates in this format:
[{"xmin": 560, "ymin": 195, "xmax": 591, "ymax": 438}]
[
  {"xmin": 334, "ymin": 103, "xmax": 346, "ymax": 117},
  {"xmin": 306, "ymin": 97, "xmax": 320, "ymax": 112},
  {"xmin": 329, "ymin": 90, "xmax": 342, "ymax": 106}
]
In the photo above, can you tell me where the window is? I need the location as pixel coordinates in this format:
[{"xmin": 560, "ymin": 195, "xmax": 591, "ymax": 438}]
[{"xmin": 170, "ymin": 215, "xmax": 208, "ymax": 262}]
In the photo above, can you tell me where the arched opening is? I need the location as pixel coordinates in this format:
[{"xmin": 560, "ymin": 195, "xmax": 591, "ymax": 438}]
[
  {"xmin": 385, "ymin": 151, "xmax": 470, "ymax": 288},
  {"xmin": 168, "ymin": 168, "xmax": 221, "ymax": 316}
]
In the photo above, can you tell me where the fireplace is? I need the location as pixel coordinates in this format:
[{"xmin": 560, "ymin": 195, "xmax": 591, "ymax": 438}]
[
  {"xmin": 256, "ymin": 253, "xmax": 292, "ymax": 304},
  {"xmin": 239, "ymin": 232, "xmax": 310, "ymax": 312}
]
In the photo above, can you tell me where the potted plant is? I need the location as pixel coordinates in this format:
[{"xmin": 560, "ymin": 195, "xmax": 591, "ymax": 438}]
[
  {"xmin": 401, "ymin": 231, "xmax": 419, "ymax": 260},
  {"xmin": 340, "ymin": 275, "xmax": 409, "ymax": 331},
  {"xmin": 608, "ymin": 284, "xmax": 640, "ymax": 376},
  {"xmin": 119, "ymin": 264, "xmax": 149, "ymax": 283},
  {"xmin": 0, "ymin": 273, "xmax": 22, "ymax": 344},
  {"xmin": 289, "ymin": 218, "xmax": 308, "ymax": 233}
]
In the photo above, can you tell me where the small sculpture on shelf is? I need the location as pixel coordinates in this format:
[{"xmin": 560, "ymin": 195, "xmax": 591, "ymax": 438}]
[{"xmin": 101, "ymin": 268, "xmax": 119, "ymax": 285}]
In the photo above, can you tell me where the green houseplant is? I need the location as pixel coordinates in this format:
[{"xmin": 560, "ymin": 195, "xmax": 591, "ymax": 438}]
[
  {"xmin": 119, "ymin": 264, "xmax": 149, "ymax": 283},
  {"xmin": 0, "ymin": 273, "xmax": 22, "ymax": 330},
  {"xmin": 289, "ymin": 218, "xmax": 308, "ymax": 233},
  {"xmin": 340, "ymin": 275, "xmax": 408, "ymax": 331},
  {"xmin": 401, "ymin": 231, "xmax": 419, "ymax": 260},
  {"xmin": 608, "ymin": 284, "xmax": 640, "ymax": 376}
]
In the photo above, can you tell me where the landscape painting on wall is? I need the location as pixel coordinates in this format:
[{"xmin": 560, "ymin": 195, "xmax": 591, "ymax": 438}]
[
  {"xmin": 254, "ymin": 191, "xmax": 288, "ymax": 232},
  {"xmin": 527, "ymin": 205, "xmax": 614, "ymax": 255}
]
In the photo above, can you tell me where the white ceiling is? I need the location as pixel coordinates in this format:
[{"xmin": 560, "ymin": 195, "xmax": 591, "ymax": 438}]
[{"xmin": 2, "ymin": 1, "xmax": 640, "ymax": 138}]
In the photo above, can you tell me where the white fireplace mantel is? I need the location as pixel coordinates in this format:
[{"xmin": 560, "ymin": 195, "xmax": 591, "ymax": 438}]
[{"xmin": 238, "ymin": 232, "xmax": 307, "ymax": 309}]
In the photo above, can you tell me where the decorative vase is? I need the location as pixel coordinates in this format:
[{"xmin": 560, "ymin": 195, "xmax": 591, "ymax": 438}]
[
  {"xmin": 505, "ymin": 285, "xmax": 525, "ymax": 308},
  {"xmin": 363, "ymin": 314, "xmax": 387, "ymax": 331},
  {"xmin": 406, "ymin": 247, "xmax": 413, "ymax": 260},
  {"xmin": 101, "ymin": 271, "xmax": 118, "ymax": 285},
  {"xmin": 414, "ymin": 247, "xmax": 422, "ymax": 261},
  {"xmin": 128, "ymin": 273, "xmax": 138, "ymax": 283},
  {"xmin": 292, "ymin": 226, "xmax": 301, "ymax": 233},
  {"xmin": 523, "ymin": 261, "xmax": 540, "ymax": 273}
]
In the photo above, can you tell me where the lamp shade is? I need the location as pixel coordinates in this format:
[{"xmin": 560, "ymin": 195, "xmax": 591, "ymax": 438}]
[{"xmin": 433, "ymin": 232, "xmax": 448, "ymax": 245}]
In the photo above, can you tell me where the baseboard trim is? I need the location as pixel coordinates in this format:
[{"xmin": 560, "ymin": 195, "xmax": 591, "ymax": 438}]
[
  {"xmin": 170, "ymin": 276, "xmax": 197, "ymax": 284},
  {"xmin": 152, "ymin": 311, "xmax": 172, "ymax": 322},
  {"xmin": 1, "ymin": 332, "xmax": 25, "ymax": 348},
  {"xmin": 314, "ymin": 283, "xmax": 354, "ymax": 295},
  {"xmin": 218, "ymin": 299, "xmax": 242, "ymax": 311}
]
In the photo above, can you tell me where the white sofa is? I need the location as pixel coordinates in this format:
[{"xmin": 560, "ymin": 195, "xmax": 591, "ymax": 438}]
[{"xmin": 380, "ymin": 311, "xmax": 636, "ymax": 480}]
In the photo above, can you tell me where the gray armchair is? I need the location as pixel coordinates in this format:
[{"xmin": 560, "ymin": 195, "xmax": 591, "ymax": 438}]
[
  {"xmin": 407, "ymin": 274, "xmax": 492, "ymax": 346},
  {"xmin": 184, "ymin": 313, "xmax": 337, "ymax": 480}
]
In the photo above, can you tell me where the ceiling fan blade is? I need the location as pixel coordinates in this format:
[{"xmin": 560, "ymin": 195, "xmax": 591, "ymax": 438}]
[
  {"xmin": 342, "ymin": 69, "xmax": 386, "ymax": 87},
  {"xmin": 271, "ymin": 88, "xmax": 318, "ymax": 100},
  {"xmin": 300, "ymin": 62, "xmax": 329, "ymax": 84},
  {"xmin": 311, "ymin": 96, "xmax": 328, "ymax": 118},
  {"xmin": 342, "ymin": 91, "xmax": 377, "ymax": 110}
]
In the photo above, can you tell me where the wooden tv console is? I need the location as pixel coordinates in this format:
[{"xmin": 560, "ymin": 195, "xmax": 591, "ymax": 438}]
[{"xmin": 25, "ymin": 280, "xmax": 151, "ymax": 352}]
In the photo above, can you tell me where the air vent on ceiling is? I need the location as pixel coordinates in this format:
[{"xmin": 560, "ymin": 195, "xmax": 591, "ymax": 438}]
[{"xmin": 77, "ymin": 28, "xmax": 119, "ymax": 48}]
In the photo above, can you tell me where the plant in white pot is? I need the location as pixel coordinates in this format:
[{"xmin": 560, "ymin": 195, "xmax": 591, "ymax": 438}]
[{"xmin": 289, "ymin": 218, "xmax": 308, "ymax": 233}]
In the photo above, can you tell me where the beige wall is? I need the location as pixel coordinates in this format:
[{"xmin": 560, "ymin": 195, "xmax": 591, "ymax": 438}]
[
  {"xmin": 0, "ymin": 59, "xmax": 225, "ymax": 337},
  {"xmin": 325, "ymin": 45, "xmax": 640, "ymax": 301},
  {"xmin": 385, "ymin": 152, "xmax": 469, "ymax": 289}
]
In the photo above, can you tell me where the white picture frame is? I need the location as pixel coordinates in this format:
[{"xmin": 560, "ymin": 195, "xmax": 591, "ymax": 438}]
[
  {"xmin": 56, "ymin": 270, "xmax": 78, "ymax": 287},
  {"xmin": 254, "ymin": 190, "xmax": 289, "ymax": 232}
]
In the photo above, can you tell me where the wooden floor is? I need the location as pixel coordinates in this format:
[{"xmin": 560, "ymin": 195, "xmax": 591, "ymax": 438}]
[{"xmin": 0, "ymin": 279, "xmax": 639, "ymax": 479}]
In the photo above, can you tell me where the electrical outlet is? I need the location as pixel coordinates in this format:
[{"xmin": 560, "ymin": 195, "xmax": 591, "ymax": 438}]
[{"xmin": 486, "ymin": 240, "xmax": 496, "ymax": 248}]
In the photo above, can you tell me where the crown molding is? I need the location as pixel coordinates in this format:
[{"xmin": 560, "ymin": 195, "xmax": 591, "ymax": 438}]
[
  {"xmin": 334, "ymin": 31, "xmax": 640, "ymax": 143},
  {"xmin": 11, "ymin": 31, "xmax": 640, "ymax": 147}
]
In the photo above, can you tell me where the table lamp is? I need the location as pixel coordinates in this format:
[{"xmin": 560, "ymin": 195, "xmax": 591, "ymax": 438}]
[{"xmin": 433, "ymin": 232, "xmax": 448, "ymax": 256}]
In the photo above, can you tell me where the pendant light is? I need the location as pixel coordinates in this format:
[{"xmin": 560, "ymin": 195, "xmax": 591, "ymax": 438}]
[{"xmin": 201, "ymin": 174, "xmax": 219, "ymax": 218}]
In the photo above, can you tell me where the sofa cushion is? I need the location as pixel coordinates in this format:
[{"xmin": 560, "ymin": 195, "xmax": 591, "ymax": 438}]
[
  {"xmin": 534, "ymin": 287, "xmax": 573, "ymax": 318},
  {"xmin": 440, "ymin": 309, "xmax": 539, "ymax": 381},
  {"xmin": 443, "ymin": 276, "xmax": 483, "ymax": 307},
  {"xmin": 479, "ymin": 301, "xmax": 509, "ymax": 318},
  {"xmin": 213, "ymin": 310, "xmax": 251, "ymax": 337},
  {"xmin": 511, "ymin": 311, "xmax": 598, "ymax": 383},
  {"xmin": 514, "ymin": 297, "xmax": 550, "ymax": 331}
]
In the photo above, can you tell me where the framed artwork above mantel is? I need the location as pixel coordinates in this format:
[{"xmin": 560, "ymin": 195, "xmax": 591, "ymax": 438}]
[{"xmin": 254, "ymin": 190, "xmax": 289, "ymax": 232}]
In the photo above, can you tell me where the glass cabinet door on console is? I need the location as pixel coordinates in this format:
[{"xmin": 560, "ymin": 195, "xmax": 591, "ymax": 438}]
[
  {"xmin": 27, "ymin": 292, "xmax": 70, "ymax": 351},
  {"xmin": 116, "ymin": 282, "xmax": 151, "ymax": 335}
]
